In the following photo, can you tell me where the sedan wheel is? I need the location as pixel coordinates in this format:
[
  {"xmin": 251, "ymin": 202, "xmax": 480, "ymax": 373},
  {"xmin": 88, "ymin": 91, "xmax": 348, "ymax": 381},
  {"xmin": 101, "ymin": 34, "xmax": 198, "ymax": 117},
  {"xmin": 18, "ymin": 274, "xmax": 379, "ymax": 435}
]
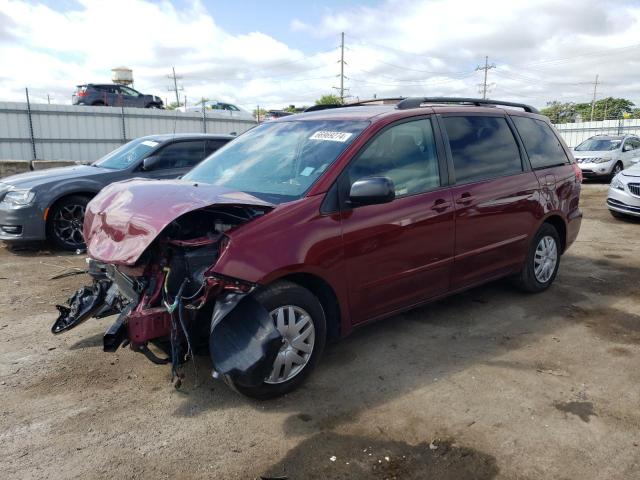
[{"xmin": 47, "ymin": 195, "xmax": 89, "ymax": 251}]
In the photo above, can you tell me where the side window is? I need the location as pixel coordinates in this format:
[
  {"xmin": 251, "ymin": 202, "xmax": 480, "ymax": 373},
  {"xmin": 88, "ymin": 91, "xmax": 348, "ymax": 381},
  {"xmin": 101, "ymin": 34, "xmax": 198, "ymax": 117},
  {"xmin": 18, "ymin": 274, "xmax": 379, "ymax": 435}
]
[
  {"xmin": 120, "ymin": 86, "xmax": 139, "ymax": 97},
  {"xmin": 512, "ymin": 116, "xmax": 569, "ymax": 169},
  {"xmin": 443, "ymin": 115, "xmax": 522, "ymax": 183},
  {"xmin": 206, "ymin": 139, "xmax": 229, "ymax": 155},
  {"xmin": 154, "ymin": 141, "xmax": 207, "ymax": 169},
  {"xmin": 347, "ymin": 118, "xmax": 440, "ymax": 197}
]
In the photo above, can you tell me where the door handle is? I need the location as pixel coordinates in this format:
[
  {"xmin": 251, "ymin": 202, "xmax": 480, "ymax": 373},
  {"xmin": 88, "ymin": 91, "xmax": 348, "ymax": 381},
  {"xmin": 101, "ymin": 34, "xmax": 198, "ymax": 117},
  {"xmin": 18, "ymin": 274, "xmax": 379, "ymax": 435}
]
[
  {"xmin": 430, "ymin": 198, "xmax": 451, "ymax": 212},
  {"xmin": 455, "ymin": 193, "xmax": 474, "ymax": 205}
]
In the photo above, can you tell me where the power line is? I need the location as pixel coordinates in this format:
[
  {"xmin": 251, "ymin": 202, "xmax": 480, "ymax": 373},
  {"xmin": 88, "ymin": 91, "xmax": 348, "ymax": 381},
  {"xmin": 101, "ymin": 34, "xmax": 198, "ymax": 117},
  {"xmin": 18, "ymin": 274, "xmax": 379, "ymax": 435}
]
[
  {"xmin": 590, "ymin": 74, "xmax": 600, "ymax": 122},
  {"xmin": 167, "ymin": 66, "xmax": 183, "ymax": 106},
  {"xmin": 340, "ymin": 32, "xmax": 345, "ymax": 102},
  {"xmin": 476, "ymin": 56, "xmax": 495, "ymax": 99}
]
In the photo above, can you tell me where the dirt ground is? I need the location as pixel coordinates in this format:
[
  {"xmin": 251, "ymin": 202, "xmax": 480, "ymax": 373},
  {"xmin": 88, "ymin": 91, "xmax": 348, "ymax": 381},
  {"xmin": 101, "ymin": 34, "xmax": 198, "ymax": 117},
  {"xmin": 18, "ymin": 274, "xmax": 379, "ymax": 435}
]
[{"xmin": 1, "ymin": 182, "xmax": 639, "ymax": 479}]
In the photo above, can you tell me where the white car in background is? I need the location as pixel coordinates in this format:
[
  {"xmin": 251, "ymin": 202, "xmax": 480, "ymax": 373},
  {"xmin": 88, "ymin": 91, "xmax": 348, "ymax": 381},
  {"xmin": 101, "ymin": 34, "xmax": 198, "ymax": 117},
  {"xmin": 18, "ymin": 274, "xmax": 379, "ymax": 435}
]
[
  {"xmin": 178, "ymin": 101, "xmax": 254, "ymax": 121},
  {"xmin": 608, "ymin": 162, "xmax": 640, "ymax": 219},
  {"xmin": 573, "ymin": 135, "xmax": 640, "ymax": 179}
]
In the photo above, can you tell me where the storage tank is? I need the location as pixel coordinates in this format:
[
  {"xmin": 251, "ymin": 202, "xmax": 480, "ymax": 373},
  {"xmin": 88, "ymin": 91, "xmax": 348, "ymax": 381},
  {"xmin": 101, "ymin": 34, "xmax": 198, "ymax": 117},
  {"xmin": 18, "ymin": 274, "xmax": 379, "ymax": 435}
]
[{"xmin": 111, "ymin": 67, "xmax": 133, "ymax": 86}]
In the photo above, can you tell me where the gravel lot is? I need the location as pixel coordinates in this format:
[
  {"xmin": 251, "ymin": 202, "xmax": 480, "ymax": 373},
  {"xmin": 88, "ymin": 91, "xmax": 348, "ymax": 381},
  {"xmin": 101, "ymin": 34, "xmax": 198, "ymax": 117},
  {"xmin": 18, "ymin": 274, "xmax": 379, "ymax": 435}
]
[{"xmin": 1, "ymin": 182, "xmax": 639, "ymax": 479}]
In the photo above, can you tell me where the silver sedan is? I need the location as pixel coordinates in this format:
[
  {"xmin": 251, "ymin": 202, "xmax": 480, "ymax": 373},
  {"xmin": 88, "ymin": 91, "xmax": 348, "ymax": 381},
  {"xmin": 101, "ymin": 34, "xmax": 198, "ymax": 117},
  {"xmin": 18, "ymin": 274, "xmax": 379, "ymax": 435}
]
[{"xmin": 608, "ymin": 162, "xmax": 640, "ymax": 219}]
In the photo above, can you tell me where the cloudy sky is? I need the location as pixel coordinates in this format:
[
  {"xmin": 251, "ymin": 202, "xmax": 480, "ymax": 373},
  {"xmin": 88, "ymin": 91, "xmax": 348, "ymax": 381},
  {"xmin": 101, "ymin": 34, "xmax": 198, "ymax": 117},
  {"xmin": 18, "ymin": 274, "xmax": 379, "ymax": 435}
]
[{"xmin": 1, "ymin": 0, "xmax": 639, "ymax": 110}]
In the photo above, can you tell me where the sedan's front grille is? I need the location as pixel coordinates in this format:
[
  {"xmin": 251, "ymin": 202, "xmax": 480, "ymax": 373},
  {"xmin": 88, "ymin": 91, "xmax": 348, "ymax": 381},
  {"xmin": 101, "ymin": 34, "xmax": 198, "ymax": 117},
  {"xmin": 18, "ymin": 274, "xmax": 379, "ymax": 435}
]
[{"xmin": 628, "ymin": 183, "xmax": 640, "ymax": 197}]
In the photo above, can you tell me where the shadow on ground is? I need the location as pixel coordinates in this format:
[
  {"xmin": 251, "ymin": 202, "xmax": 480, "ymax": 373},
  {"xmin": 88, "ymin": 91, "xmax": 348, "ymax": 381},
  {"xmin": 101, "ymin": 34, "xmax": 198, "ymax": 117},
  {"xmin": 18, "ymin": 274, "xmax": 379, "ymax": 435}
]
[
  {"xmin": 260, "ymin": 431, "xmax": 499, "ymax": 480},
  {"xmin": 164, "ymin": 254, "xmax": 640, "ymax": 430}
]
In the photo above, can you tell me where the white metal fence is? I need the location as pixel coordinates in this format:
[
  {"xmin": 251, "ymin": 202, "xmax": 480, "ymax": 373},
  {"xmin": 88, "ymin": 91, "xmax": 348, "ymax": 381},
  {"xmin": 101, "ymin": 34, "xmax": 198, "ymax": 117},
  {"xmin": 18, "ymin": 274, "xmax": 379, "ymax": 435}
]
[
  {"xmin": 0, "ymin": 102, "xmax": 256, "ymax": 162},
  {"xmin": 554, "ymin": 118, "xmax": 640, "ymax": 147}
]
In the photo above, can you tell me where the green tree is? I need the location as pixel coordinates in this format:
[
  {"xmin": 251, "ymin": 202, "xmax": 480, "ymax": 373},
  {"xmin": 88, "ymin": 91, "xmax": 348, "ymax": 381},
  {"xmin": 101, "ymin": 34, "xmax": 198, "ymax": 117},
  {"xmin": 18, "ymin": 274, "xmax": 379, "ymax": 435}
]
[
  {"xmin": 166, "ymin": 101, "xmax": 184, "ymax": 110},
  {"xmin": 540, "ymin": 101, "xmax": 578, "ymax": 124},
  {"xmin": 315, "ymin": 94, "xmax": 342, "ymax": 105},
  {"xmin": 574, "ymin": 97, "xmax": 635, "ymax": 121}
]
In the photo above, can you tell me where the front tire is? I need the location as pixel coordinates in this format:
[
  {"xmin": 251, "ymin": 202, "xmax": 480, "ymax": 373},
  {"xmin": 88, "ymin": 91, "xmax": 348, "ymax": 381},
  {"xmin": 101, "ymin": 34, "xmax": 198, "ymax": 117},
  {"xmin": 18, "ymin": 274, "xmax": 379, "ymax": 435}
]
[
  {"xmin": 514, "ymin": 223, "xmax": 561, "ymax": 293},
  {"xmin": 610, "ymin": 162, "xmax": 623, "ymax": 179},
  {"xmin": 227, "ymin": 280, "xmax": 326, "ymax": 399},
  {"xmin": 46, "ymin": 195, "xmax": 90, "ymax": 251}
]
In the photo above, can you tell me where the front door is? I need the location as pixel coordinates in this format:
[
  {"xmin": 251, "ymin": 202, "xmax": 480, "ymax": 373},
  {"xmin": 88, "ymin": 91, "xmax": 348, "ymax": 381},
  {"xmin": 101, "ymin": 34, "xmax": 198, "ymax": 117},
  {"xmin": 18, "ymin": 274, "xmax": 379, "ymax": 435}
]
[
  {"xmin": 143, "ymin": 140, "xmax": 208, "ymax": 179},
  {"xmin": 340, "ymin": 117, "xmax": 455, "ymax": 324}
]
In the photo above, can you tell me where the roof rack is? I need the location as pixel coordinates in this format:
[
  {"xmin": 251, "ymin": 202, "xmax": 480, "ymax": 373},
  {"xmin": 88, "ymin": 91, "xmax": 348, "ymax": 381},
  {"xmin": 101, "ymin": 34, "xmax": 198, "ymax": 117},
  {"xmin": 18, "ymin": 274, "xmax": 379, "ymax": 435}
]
[
  {"xmin": 304, "ymin": 104, "xmax": 343, "ymax": 112},
  {"xmin": 304, "ymin": 97, "xmax": 407, "ymax": 113},
  {"xmin": 395, "ymin": 97, "xmax": 539, "ymax": 114}
]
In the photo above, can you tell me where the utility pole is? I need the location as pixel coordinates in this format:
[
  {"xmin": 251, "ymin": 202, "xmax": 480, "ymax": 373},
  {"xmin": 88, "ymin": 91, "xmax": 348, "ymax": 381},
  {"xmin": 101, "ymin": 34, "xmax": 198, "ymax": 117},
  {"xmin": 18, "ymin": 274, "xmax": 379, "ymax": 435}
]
[
  {"xmin": 167, "ymin": 67, "xmax": 183, "ymax": 106},
  {"xmin": 476, "ymin": 56, "xmax": 496, "ymax": 100},
  {"xmin": 339, "ymin": 32, "xmax": 345, "ymax": 103},
  {"xmin": 590, "ymin": 74, "xmax": 599, "ymax": 122}
]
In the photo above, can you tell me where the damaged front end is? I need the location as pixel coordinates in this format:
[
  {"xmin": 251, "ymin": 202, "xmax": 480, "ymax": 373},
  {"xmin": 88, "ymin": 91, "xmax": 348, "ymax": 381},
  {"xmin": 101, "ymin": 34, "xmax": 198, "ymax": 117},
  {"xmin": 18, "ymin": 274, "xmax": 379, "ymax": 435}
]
[{"xmin": 52, "ymin": 180, "xmax": 282, "ymax": 388}]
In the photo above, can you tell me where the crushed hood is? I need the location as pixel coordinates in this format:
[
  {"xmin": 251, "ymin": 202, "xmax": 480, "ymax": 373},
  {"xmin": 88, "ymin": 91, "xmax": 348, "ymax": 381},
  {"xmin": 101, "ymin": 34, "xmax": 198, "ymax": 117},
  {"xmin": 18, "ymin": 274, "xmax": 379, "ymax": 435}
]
[{"xmin": 84, "ymin": 178, "xmax": 273, "ymax": 265}]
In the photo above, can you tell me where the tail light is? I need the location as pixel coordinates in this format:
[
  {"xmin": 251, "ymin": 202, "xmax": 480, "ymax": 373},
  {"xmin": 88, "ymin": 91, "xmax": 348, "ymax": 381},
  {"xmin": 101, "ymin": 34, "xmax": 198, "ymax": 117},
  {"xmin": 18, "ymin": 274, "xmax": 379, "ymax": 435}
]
[
  {"xmin": 77, "ymin": 91, "xmax": 87, "ymax": 97},
  {"xmin": 572, "ymin": 163, "xmax": 583, "ymax": 183}
]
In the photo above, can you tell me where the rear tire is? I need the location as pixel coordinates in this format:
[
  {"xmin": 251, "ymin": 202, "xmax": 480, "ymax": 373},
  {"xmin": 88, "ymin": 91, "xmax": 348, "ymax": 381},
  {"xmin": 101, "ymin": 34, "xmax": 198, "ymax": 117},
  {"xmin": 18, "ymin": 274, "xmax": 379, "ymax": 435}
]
[
  {"xmin": 46, "ymin": 195, "xmax": 90, "ymax": 251},
  {"xmin": 514, "ymin": 223, "xmax": 561, "ymax": 293},
  {"xmin": 226, "ymin": 280, "xmax": 326, "ymax": 399},
  {"xmin": 91, "ymin": 101, "xmax": 105, "ymax": 106}
]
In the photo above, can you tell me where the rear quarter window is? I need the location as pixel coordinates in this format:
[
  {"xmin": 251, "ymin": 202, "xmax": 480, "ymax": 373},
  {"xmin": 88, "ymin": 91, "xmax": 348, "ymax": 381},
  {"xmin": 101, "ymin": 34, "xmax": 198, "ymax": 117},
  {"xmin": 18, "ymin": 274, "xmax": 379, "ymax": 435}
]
[
  {"xmin": 442, "ymin": 115, "xmax": 522, "ymax": 184},
  {"xmin": 511, "ymin": 116, "xmax": 569, "ymax": 169}
]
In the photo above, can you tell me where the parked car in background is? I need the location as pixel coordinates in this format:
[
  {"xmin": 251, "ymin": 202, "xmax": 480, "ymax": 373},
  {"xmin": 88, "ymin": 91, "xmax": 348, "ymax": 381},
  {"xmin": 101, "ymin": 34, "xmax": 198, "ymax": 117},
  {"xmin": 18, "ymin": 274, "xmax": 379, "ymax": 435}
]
[
  {"xmin": 180, "ymin": 101, "xmax": 254, "ymax": 121},
  {"xmin": 52, "ymin": 97, "xmax": 582, "ymax": 399},
  {"xmin": 73, "ymin": 84, "xmax": 164, "ymax": 108},
  {"xmin": 0, "ymin": 134, "xmax": 232, "ymax": 251},
  {"xmin": 608, "ymin": 162, "xmax": 640, "ymax": 219},
  {"xmin": 573, "ymin": 135, "xmax": 640, "ymax": 179},
  {"xmin": 263, "ymin": 110, "xmax": 293, "ymax": 121}
]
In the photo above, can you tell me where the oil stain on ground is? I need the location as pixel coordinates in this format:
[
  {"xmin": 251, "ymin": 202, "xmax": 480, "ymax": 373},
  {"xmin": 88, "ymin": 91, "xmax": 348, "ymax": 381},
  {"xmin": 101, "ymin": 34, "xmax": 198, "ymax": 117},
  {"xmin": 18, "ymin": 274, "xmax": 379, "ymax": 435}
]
[
  {"xmin": 261, "ymin": 432, "xmax": 498, "ymax": 480},
  {"xmin": 554, "ymin": 401, "xmax": 597, "ymax": 423},
  {"xmin": 564, "ymin": 305, "xmax": 640, "ymax": 345}
]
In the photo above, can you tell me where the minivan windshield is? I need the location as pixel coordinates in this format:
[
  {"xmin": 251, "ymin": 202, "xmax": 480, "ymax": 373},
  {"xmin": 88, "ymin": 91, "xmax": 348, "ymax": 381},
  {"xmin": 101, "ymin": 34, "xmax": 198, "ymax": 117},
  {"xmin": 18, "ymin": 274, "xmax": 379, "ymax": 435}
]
[
  {"xmin": 184, "ymin": 119, "xmax": 369, "ymax": 203},
  {"xmin": 93, "ymin": 138, "xmax": 160, "ymax": 170},
  {"xmin": 575, "ymin": 138, "xmax": 621, "ymax": 151}
]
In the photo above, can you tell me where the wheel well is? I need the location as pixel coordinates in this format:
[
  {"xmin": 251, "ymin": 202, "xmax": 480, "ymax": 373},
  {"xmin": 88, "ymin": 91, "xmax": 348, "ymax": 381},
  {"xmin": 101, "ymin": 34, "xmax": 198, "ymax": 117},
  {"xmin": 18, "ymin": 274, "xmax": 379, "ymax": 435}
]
[
  {"xmin": 278, "ymin": 273, "xmax": 341, "ymax": 341},
  {"xmin": 47, "ymin": 192, "xmax": 94, "ymax": 221},
  {"xmin": 544, "ymin": 215, "xmax": 567, "ymax": 253}
]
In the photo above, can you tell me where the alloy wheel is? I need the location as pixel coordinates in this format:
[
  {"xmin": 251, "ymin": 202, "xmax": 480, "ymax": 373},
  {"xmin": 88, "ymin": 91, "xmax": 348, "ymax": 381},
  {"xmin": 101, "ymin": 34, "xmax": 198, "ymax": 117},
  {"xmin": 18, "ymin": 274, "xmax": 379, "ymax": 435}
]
[
  {"xmin": 265, "ymin": 305, "xmax": 315, "ymax": 384},
  {"xmin": 533, "ymin": 235, "xmax": 558, "ymax": 283},
  {"xmin": 53, "ymin": 204, "xmax": 86, "ymax": 248}
]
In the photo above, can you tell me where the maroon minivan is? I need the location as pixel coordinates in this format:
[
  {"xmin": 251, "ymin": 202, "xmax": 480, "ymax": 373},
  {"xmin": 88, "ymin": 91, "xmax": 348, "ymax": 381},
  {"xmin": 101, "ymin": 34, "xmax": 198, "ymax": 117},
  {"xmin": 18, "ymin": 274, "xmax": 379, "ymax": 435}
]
[{"xmin": 53, "ymin": 97, "xmax": 582, "ymax": 398}]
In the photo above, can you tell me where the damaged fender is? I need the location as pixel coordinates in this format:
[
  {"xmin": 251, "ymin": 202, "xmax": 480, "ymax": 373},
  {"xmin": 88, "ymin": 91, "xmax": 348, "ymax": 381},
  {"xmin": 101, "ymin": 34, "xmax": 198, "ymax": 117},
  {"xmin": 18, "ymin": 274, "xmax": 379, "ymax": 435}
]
[{"xmin": 209, "ymin": 294, "xmax": 283, "ymax": 388}]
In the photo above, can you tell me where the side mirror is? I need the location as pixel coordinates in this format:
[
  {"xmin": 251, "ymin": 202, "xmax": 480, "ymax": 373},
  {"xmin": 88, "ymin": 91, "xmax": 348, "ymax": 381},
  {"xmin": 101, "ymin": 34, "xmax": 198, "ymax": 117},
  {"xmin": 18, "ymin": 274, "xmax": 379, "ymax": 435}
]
[
  {"xmin": 141, "ymin": 155, "xmax": 161, "ymax": 171},
  {"xmin": 623, "ymin": 144, "xmax": 632, "ymax": 152},
  {"xmin": 349, "ymin": 176, "xmax": 395, "ymax": 207}
]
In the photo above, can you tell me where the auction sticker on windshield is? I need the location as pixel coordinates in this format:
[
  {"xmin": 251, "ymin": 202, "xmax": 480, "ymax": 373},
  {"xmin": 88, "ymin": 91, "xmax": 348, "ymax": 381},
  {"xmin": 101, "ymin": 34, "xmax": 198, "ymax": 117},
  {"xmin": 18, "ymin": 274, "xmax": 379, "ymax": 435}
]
[
  {"xmin": 142, "ymin": 140, "xmax": 159, "ymax": 147},
  {"xmin": 309, "ymin": 131, "xmax": 353, "ymax": 142}
]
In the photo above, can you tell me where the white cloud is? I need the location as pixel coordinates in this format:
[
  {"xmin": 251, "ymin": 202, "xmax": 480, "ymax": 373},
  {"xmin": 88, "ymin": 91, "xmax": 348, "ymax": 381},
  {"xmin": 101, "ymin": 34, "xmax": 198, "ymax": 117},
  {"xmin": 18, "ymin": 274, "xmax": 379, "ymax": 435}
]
[{"xmin": 1, "ymin": 0, "xmax": 640, "ymax": 109}]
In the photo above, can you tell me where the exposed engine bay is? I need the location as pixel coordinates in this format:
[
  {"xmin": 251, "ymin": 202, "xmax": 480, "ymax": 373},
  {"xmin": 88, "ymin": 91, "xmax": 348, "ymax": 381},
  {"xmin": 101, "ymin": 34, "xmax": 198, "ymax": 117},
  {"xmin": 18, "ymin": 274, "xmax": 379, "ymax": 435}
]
[{"xmin": 52, "ymin": 204, "xmax": 283, "ymax": 389}]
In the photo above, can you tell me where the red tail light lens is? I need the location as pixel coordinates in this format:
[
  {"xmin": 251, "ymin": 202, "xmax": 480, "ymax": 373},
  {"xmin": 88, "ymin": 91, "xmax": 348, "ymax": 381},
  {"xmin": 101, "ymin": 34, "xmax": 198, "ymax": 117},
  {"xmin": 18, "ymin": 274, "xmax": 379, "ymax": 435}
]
[
  {"xmin": 77, "ymin": 91, "xmax": 87, "ymax": 97},
  {"xmin": 572, "ymin": 163, "xmax": 583, "ymax": 183}
]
